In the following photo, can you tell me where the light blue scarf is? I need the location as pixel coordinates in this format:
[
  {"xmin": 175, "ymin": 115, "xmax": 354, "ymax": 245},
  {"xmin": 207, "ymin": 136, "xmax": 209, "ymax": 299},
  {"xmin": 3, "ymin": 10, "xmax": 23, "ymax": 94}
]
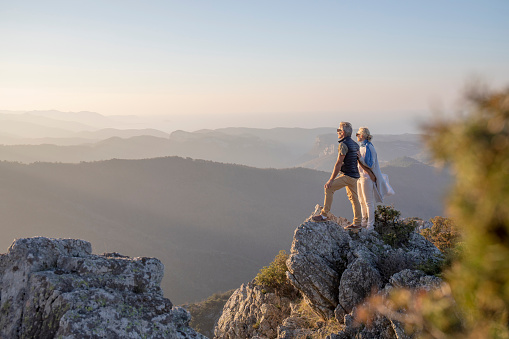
[{"xmin": 360, "ymin": 140, "xmax": 373, "ymax": 168}]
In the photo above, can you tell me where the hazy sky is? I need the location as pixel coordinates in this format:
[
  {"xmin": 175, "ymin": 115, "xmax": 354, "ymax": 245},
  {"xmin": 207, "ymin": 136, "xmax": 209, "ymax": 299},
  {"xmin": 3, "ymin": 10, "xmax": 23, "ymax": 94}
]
[{"xmin": 1, "ymin": 1, "xmax": 508, "ymax": 132}]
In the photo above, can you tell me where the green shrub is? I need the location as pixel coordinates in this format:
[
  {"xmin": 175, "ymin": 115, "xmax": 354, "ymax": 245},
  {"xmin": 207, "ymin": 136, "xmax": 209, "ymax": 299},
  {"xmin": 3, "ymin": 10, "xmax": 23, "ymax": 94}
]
[
  {"xmin": 254, "ymin": 250, "xmax": 298, "ymax": 299},
  {"xmin": 415, "ymin": 254, "xmax": 446, "ymax": 277},
  {"xmin": 374, "ymin": 205, "xmax": 417, "ymax": 248}
]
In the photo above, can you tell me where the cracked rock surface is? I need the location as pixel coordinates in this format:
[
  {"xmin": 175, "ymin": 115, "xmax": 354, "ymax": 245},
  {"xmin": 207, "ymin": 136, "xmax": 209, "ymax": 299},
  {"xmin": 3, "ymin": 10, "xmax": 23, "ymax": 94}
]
[{"xmin": 0, "ymin": 237, "xmax": 206, "ymax": 339}]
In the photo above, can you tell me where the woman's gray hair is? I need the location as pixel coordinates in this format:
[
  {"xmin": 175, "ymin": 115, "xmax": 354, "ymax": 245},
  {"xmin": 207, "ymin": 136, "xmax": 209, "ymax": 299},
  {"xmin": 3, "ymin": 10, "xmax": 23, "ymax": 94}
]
[
  {"xmin": 339, "ymin": 122, "xmax": 353, "ymax": 137},
  {"xmin": 358, "ymin": 127, "xmax": 373, "ymax": 141}
]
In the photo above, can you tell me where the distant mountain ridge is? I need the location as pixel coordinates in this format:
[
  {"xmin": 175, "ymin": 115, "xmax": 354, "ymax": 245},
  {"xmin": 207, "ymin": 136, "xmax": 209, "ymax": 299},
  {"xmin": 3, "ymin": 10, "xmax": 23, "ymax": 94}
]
[
  {"xmin": 0, "ymin": 126, "xmax": 427, "ymax": 170},
  {"xmin": 0, "ymin": 110, "xmax": 430, "ymax": 169},
  {"xmin": 299, "ymin": 133, "xmax": 428, "ymax": 171}
]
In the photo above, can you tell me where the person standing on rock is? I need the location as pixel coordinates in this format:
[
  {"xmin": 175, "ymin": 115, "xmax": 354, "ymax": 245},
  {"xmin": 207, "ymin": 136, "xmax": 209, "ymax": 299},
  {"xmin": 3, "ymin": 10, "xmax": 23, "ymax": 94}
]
[
  {"xmin": 356, "ymin": 127, "xmax": 394, "ymax": 230},
  {"xmin": 312, "ymin": 122, "xmax": 362, "ymax": 229}
]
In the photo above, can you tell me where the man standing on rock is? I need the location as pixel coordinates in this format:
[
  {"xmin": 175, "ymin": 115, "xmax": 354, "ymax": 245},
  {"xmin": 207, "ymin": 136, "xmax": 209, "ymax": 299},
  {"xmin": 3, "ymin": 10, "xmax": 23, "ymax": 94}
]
[{"xmin": 312, "ymin": 122, "xmax": 362, "ymax": 229}]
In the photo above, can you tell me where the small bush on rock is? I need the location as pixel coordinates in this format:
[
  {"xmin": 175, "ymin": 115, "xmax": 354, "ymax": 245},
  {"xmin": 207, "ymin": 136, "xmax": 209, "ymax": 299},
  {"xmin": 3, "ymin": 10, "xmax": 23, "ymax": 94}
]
[
  {"xmin": 254, "ymin": 250, "xmax": 299, "ymax": 299},
  {"xmin": 374, "ymin": 205, "xmax": 417, "ymax": 248},
  {"xmin": 415, "ymin": 255, "xmax": 447, "ymax": 277}
]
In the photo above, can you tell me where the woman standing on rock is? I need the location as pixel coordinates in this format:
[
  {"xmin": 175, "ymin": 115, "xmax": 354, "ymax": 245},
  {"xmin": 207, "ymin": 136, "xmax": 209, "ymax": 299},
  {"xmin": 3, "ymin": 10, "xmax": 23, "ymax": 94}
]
[{"xmin": 356, "ymin": 127, "xmax": 394, "ymax": 230}]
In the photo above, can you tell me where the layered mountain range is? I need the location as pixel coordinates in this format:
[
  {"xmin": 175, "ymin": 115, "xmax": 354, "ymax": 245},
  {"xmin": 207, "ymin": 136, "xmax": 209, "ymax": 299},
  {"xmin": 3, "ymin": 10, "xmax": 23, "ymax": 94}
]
[{"xmin": 0, "ymin": 111, "xmax": 424, "ymax": 169}]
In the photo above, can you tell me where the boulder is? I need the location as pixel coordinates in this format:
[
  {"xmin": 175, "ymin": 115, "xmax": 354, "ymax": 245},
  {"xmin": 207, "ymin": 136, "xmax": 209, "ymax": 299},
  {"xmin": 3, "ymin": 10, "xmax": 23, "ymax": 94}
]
[
  {"xmin": 214, "ymin": 282, "xmax": 291, "ymax": 339},
  {"xmin": 335, "ymin": 257, "xmax": 382, "ymax": 320},
  {"xmin": 285, "ymin": 213, "xmax": 350, "ymax": 319},
  {"xmin": 0, "ymin": 237, "xmax": 205, "ymax": 339}
]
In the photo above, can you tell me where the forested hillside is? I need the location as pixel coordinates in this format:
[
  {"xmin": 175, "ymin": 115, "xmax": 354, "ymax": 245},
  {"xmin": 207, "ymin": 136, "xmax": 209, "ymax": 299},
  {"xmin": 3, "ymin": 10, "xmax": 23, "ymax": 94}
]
[{"xmin": 0, "ymin": 156, "xmax": 449, "ymax": 303}]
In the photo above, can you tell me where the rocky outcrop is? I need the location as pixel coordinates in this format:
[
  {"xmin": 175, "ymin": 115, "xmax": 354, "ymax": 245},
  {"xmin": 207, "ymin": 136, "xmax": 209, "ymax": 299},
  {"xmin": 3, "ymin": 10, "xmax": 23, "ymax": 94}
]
[
  {"xmin": 0, "ymin": 237, "xmax": 205, "ymax": 339},
  {"xmin": 215, "ymin": 209, "xmax": 444, "ymax": 338},
  {"xmin": 287, "ymin": 210, "xmax": 442, "ymax": 323}
]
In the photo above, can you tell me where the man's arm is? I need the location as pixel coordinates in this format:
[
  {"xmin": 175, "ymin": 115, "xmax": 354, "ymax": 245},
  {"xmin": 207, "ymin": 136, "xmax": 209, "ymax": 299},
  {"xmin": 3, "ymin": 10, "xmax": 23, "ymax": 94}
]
[{"xmin": 325, "ymin": 153, "xmax": 345, "ymax": 189}]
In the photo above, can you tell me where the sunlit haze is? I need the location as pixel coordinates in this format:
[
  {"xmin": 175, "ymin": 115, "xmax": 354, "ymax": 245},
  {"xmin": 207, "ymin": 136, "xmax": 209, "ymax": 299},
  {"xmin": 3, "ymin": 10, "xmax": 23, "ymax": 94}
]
[{"xmin": 1, "ymin": 1, "xmax": 508, "ymax": 133}]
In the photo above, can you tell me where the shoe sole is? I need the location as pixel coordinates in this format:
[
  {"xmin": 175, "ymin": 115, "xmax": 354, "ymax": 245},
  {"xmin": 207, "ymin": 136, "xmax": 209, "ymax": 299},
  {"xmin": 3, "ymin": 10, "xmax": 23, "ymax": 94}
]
[{"xmin": 344, "ymin": 226, "xmax": 361, "ymax": 230}]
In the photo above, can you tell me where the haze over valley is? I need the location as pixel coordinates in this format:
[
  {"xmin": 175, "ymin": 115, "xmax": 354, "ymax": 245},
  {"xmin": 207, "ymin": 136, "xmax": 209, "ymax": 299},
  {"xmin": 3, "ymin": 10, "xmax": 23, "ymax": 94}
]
[{"xmin": 0, "ymin": 110, "xmax": 450, "ymax": 304}]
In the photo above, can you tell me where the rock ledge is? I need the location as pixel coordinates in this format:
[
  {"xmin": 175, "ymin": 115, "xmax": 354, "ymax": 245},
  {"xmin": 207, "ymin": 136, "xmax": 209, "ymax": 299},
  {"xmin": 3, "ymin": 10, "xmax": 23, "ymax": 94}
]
[{"xmin": 0, "ymin": 237, "xmax": 205, "ymax": 339}]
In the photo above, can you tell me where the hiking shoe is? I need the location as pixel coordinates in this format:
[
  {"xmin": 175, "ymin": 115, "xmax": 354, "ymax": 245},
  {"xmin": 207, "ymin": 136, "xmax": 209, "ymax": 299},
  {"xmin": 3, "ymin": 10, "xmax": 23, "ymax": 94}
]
[
  {"xmin": 344, "ymin": 223, "xmax": 361, "ymax": 230},
  {"xmin": 312, "ymin": 215, "xmax": 328, "ymax": 222}
]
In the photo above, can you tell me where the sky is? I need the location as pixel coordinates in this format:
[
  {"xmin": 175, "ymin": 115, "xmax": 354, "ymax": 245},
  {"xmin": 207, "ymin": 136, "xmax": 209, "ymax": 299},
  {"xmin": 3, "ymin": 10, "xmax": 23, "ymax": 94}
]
[{"xmin": 1, "ymin": 1, "xmax": 508, "ymax": 133}]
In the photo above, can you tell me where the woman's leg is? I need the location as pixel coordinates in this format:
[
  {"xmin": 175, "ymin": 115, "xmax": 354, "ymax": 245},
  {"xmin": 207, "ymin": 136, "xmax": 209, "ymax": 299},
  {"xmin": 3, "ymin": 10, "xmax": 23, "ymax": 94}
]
[
  {"xmin": 364, "ymin": 180, "xmax": 376, "ymax": 228},
  {"xmin": 357, "ymin": 178, "xmax": 368, "ymax": 227}
]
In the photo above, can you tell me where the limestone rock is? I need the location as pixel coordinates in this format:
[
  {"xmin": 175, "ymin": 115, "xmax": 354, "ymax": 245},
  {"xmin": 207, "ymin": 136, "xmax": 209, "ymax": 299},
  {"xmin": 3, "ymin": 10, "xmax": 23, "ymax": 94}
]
[
  {"xmin": 329, "ymin": 311, "xmax": 398, "ymax": 339},
  {"xmin": 277, "ymin": 316, "xmax": 314, "ymax": 339},
  {"xmin": 0, "ymin": 237, "xmax": 205, "ymax": 339},
  {"xmin": 387, "ymin": 269, "xmax": 443, "ymax": 291},
  {"xmin": 214, "ymin": 282, "xmax": 291, "ymax": 339},
  {"xmin": 335, "ymin": 257, "xmax": 382, "ymax": 320},
  {"xmin": 285, "ymin": 211, "xmax": 350, "ymax": 319}
]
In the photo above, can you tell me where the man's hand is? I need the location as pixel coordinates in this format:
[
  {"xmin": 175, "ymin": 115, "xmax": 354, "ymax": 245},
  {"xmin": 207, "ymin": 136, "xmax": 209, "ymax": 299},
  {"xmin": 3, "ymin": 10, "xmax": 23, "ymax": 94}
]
[{"xmin": 324, "ymin": 179, "xmax": 333, "ymax": 189}]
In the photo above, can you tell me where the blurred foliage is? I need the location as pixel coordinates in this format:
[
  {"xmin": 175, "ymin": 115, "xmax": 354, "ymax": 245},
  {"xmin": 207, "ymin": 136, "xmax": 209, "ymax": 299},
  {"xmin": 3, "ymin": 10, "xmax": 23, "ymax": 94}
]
[
  {"xmin": 424, "ymin": 84, "xmax": 509, "ymax": 337},
  {"xmin": 357, "ymin": 84, "xmax": 509, "ymax": 338},
  {"xmin": 356, "ymin": 286, "xmax": 463, "ymax": 339},
  {"xmin": 181, "ymin": 290, "xmax": 234, "ymax": 337},
  {"xmin": 254, "ymin": 250, "xmax": 299, "ymax": 299},
  {"xmin": 374, "ymin": 205, "xmax": 417, "ymax": 247}
]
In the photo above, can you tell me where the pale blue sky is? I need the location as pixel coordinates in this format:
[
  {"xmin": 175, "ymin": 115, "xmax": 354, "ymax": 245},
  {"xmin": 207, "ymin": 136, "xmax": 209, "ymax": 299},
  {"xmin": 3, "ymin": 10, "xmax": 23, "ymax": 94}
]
[{"xmin": 1, "ymin": 1, "xmax": 508, "ymax": 132}]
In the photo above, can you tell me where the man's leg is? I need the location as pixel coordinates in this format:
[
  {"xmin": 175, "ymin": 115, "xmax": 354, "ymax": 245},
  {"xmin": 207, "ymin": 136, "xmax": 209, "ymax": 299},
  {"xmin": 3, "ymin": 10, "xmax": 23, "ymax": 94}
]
[
  {"xmin": 345, "ymin": 177, "xmax": 362, "ymax": 226},
  {"xmin": 321, "ymin": 175, "xmax": 349, "ymax": 216}
]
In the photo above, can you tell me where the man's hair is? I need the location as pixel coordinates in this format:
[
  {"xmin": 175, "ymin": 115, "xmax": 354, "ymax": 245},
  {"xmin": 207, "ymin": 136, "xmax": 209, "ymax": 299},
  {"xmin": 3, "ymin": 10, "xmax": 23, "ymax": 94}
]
[{"xmin": 339, "ymin": 122, "xmax": 353, "ymax": 137}]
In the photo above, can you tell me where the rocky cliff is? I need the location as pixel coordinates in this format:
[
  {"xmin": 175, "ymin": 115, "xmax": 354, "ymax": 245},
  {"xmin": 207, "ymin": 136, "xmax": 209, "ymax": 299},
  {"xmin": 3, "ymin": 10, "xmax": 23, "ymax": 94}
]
[
  {"xmin": 0, "ymin": 237, "xmax": 205, "ymax": 339},
  {"xmin": 215, "ymin": 208, "xmax": 444, "ymax": 338}
]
